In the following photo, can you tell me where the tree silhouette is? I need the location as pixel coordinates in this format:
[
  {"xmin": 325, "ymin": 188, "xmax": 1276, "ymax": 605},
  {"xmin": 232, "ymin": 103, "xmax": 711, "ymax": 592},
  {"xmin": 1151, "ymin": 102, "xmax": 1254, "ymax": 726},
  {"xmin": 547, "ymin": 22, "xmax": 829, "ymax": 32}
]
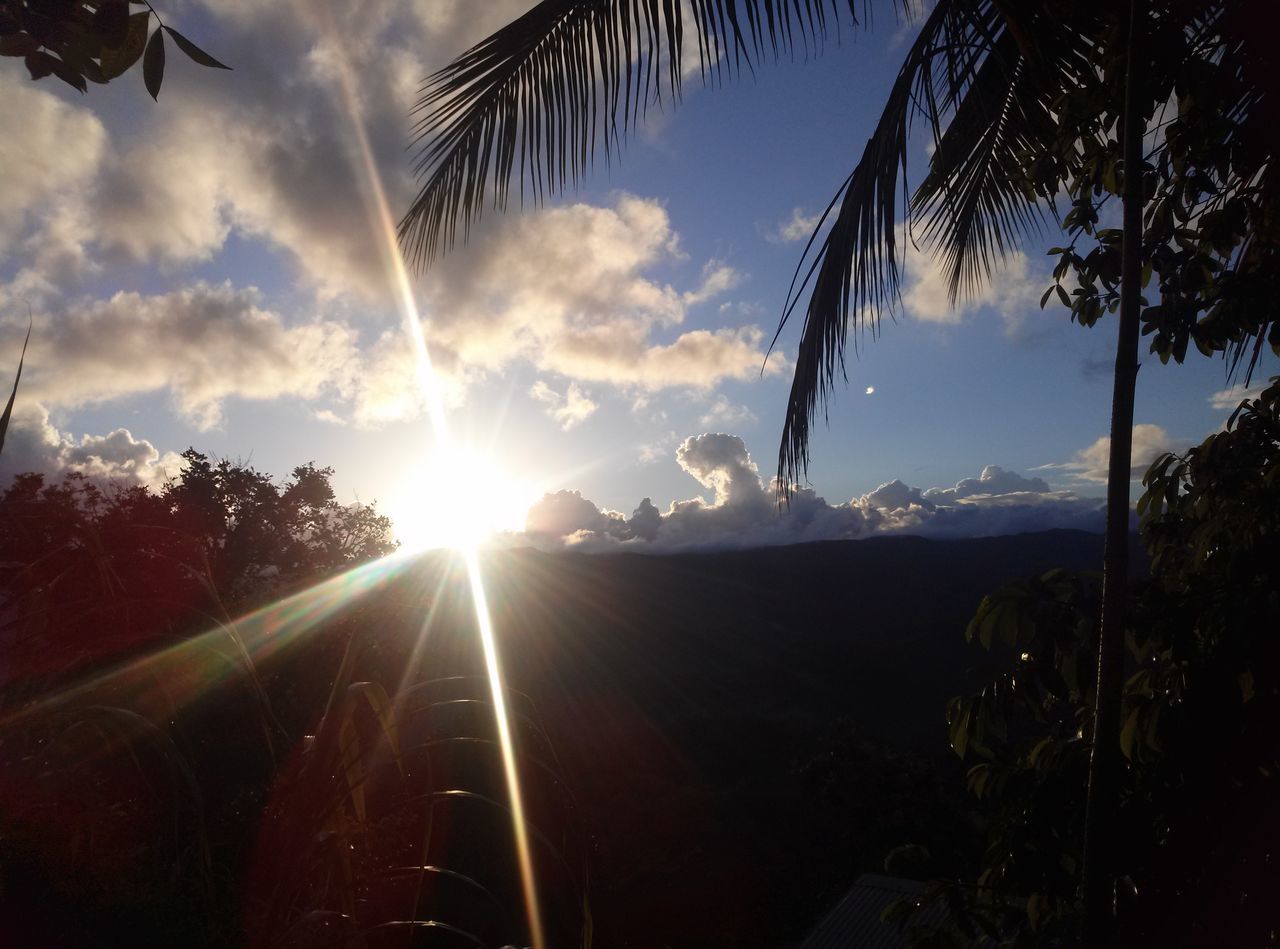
[
  {"xmin": 397, "ymin": 1, "xmax": 1277, "ymax": 941},
  {"xmin": 0, "ymin": 454, "xmax": 396, "ymax": 695}
]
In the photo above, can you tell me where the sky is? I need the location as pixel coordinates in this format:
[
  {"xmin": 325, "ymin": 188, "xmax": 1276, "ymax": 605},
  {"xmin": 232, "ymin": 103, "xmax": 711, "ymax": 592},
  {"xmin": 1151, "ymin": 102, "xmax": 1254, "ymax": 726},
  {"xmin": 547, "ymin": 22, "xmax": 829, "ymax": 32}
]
[{"xmin": 1, "ymin": 0, "xmax": 1272, "ymax": 552}]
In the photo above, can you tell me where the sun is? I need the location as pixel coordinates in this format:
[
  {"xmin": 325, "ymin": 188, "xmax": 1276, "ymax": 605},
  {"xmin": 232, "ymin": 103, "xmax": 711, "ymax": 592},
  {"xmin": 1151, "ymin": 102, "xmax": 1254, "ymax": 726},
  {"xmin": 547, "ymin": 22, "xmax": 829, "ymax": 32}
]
[{"xmin": 386, "ymin": 447, "xmax": 541, "ymax": 552}]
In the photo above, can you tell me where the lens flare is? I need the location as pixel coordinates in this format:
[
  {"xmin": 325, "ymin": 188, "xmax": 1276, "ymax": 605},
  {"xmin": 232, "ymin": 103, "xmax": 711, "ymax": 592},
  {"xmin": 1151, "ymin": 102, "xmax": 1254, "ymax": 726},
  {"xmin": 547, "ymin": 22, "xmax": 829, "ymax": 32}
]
[{"xmin": 321, "ymin": 29, "xmax": 547, "ymax": 949}]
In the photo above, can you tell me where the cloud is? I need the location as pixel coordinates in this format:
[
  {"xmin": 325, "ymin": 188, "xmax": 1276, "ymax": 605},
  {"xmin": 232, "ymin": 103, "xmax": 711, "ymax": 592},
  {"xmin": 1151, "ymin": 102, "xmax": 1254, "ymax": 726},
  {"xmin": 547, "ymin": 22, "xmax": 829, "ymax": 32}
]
[
  {"xmin": 901, "ymin": 238, "xmax": 1042, "ymax": 334},
  {"xmin": 698, "ymin": 394, "xmax": 757, "ymax": 428},
  {"xmin": 0, "ymin": 404, "xmax": 184, "ymax": 490},
  {"xmin": 8, "ymin": 282, "xmax": 371, "ymax": 428},
  {"xmin": 513, "ymin": 434, "xmax": 1106, "ymax": 552},
  {"xmin": 422, "ymin": 194, "xmax": 776, "ymax": 391},
  {"xmin": 924, "ymin": 465, "xmax": 1050, "ymax": 502},
  {"xmin": 1052, "ymin": 424, "xmax": 1190, "ymax": 484},
  {"xmin": 0, "ymin": 75, "xmax": 106, "ymax": 257},
  {"xmin": 530, "ymin": 380, "xmax": 598, "ymax": 430},
  {"xmin": 682, "ymin": 260, "xmax": 743, "ymax": 306},
  {"xmin": 4, "ymin": 4, "xmax": 781, "ymax": 429},
  {"xmin": 773, "ymin": 207, "xmax": 822, "ymax": 243},
  {"xmin": 1208, "ymin": 383, "xmax": 1265, "ymax": 411}
]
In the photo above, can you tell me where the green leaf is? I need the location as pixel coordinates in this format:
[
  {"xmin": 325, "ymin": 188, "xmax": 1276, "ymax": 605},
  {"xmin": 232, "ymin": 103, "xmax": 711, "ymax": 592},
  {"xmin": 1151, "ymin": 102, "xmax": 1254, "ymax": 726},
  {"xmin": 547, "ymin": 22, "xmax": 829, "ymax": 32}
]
[
  {"xmin": 143, "ymin": 26, "xmax": 164, "ymax": 100},
  {"xmin": 162, "ymin": 26, "xmax": 229, "ymax": 70},
  {"xmin": 0, "ymin": 318, "xmax": 32, "ymax": 459},
  {"xmin": 99, "ymin": 11, "xmax": 149, "ymax": 80}
]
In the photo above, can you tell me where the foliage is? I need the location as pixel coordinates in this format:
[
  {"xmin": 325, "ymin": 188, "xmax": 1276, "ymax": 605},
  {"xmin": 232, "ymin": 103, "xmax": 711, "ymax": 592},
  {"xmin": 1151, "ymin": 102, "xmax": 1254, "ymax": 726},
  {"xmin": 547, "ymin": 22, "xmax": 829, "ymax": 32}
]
[
  {"xmin": 897, "ymin": 377, "xmax": 1280, "ymax": 946},
  {"xmin": 162, "ymin": 449, "xmax": 397, "ymax": 606},
  {"xmin": 0, "ymin": 0, "xmax": 227, "ymax": 97},
  {"xmin": 0, "ymin": 453, "xmax": 397, "ymax": 945},
  {"xmin": 1040, "ymin": 2, "xmax": 1279, "ymax": 382}
]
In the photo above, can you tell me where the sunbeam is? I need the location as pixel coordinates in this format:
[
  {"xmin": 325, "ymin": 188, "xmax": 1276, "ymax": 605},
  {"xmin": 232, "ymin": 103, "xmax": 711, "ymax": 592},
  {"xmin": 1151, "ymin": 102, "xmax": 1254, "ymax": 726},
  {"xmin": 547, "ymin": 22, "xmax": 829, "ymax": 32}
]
[{"xmin": 318, "ymin": 17, "xmax": 548, "ymax": 946}]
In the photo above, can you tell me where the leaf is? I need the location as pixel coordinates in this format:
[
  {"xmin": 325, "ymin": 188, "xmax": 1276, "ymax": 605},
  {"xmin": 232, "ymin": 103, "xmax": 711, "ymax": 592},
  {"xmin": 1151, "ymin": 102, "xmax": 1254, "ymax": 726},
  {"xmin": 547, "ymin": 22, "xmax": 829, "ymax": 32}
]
[
  {"xmin": 1119, "ymin": 708, "xmax": 1141, "ymax": 760},
  {"xmin": 93, "ymin": 0, "xmax": 130, "ymax": 50},
  {"xmin": 0, "ymin": 317, "xmax": 32, "ymax": 459},
  {"xmin": 99, "ymin": 11, "xmax": 148, "ymax": 80},
  {"xmin": 162, "ymin": 26, "xmax": 229, "ymax": 70},
  {"xmin": 24, "ymin": 50, "xmax": 58, "ymax": 80},
  {"xmin": 143, "ymin": 25, "xmax": 164, "ymax": 100},
  {"xmin": 0, "ymin": 33, "xmax": 38, "ymax": 57}
]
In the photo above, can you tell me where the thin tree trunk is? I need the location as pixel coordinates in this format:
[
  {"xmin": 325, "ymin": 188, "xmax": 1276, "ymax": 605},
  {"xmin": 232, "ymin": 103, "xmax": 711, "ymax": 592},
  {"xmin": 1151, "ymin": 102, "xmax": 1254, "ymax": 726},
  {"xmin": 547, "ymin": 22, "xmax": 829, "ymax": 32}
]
[{"xmin": 1081, "ymin": 1, "xmax": 1145, "ymax": 944}]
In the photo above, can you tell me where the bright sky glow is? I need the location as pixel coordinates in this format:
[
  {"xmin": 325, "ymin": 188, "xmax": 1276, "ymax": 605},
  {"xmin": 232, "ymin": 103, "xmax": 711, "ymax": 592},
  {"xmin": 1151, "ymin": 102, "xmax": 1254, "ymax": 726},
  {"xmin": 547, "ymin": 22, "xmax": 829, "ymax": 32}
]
[{"xmin": 387, "ymin": 445, "xmax": 542, "ymax": 551}]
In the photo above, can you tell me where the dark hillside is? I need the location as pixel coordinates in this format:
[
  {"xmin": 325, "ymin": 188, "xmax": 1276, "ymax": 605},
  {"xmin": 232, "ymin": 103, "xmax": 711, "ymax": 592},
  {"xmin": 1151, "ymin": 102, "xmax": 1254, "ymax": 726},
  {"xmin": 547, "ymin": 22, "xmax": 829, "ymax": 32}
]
[{"xmin": 354, "ymin": 529, "xmax": 1123, "ymax": 947}]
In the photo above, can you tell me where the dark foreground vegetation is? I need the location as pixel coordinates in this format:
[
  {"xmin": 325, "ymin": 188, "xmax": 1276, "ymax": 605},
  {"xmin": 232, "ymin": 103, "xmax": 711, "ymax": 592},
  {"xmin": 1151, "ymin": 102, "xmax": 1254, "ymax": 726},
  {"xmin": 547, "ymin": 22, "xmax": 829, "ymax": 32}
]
[{"xmin": 0, "ymin": 379, "xmax": 1277, "ymax": 949}]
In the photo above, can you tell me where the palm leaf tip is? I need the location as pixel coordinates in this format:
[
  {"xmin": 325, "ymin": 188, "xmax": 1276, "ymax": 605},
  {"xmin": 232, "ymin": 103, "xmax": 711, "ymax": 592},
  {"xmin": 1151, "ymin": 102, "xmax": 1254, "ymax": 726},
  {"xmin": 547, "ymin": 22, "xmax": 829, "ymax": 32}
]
[{"xmin": 0, "ymin": 316, "xmax": 32, "ymax": 460}]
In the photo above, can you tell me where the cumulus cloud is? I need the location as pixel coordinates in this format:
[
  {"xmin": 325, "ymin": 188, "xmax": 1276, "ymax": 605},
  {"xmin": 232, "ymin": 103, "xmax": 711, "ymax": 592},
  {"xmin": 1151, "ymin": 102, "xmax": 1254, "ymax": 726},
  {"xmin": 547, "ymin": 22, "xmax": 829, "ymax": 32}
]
[
  {"xmin": 422, "ymin": 195, "xmax": 775, "ymax": 390},
  {"xmin": 1050, "ymin": 424, "xmax": 1190, "ymax": 484},
  {"xmin": 4, "ymin": 2, "xmax": 784, "ymax": 433},
  {"xmin": 924, "ymin": 465, "xmax": 1050, "ymax": 502},
  {"xmin": 513, "ymin": 434, "xmax": 1106, "ymax": 552},
  {"xmin": 0, "ymin": 404, "xmax": 184, "ymax": 490},
  {"xmin": 8, "ymin": 283, "xmax": 371, "ymax": 428},
  {"xmin": 0, "ymin": 75, "xmax": 106, "ymax": 256},
  {"xmin": 1, "ymin": 282, "xmax": 457, "ymax": 429}
]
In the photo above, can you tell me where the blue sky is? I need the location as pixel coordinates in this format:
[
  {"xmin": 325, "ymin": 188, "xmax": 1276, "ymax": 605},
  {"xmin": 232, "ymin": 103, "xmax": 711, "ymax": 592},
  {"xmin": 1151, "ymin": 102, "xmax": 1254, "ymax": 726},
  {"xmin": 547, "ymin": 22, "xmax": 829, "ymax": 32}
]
[{"xmin": 2, "ymin": 1, "xmax": 1271, "ymax": 550}]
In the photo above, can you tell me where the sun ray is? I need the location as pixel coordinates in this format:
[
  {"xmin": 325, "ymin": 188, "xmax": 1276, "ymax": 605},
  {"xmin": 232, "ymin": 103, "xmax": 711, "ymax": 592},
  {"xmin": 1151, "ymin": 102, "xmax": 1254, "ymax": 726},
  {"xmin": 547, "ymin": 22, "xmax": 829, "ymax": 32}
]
[{"xmin": 313, "ymin": 14, "xmax": 548, "ymax": 945}]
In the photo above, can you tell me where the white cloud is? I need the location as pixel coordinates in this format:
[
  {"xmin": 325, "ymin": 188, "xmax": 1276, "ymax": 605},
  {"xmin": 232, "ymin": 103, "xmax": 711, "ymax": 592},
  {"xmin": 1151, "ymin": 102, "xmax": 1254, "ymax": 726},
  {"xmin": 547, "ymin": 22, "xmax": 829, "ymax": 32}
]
[
  {"xmin": 0, "ymin": 403, "xmax": 183, "ymax": 490},
  {"xmin": 682, "ymin": 260, "xmax": 743, "ymax": 306},
  {"xmin": 924, "ymin": 465, "xmax": 1050, "ymax": 502},
  {"xmin": 698, "ymin": 394, "xmax": 757, "ymax": 428},
  {"xmin": 0, "ymin": 74, "xmax": 106, "ymax": 256},
  {"xmin": 1208, "ymin": 383, "xmax": 1265, "ymax": 411},
  {"xmin": 421, "ymin": 195, "xmax": 774, "ymax": 391},
  {"xmin": 1044, "ymin": 424, "xmax": 1191, "ymax": 484},
  {"xmin": 4, "ymin": 283, "xmax": 420, "ymax": 428},
  {"xmin": 773, "ymin": 207, "xmax": 822, "ymax": 243},
  {"xmin": 530, "ymin": 380, "xmax": 598, "ymax": 430},
  {"xmin": 513, "ymin": 435, "xmax": 1107, "ymax": 552},
  {"xmin": 901, "ymin": 237, "xmax": 1041, "ymax": 334},
  {"xmin": 4, "ymin": 5, "xmax": 780, "ymax": 426}
]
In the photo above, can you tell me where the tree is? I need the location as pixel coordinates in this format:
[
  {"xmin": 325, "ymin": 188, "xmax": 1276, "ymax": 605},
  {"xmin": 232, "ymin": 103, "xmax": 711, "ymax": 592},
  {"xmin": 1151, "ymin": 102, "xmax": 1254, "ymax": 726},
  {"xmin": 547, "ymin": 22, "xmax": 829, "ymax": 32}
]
[
  {"xmin": 1, "ymin": 0, "xmax": 227, "ymax": 98},
  {"xmin": 0, "ymin": 453, "xmax": 396, "ymax": 696},
  {"xmin": 921, "ymin": 375, "xmax": 1280, "ymax": 945},
  {"xmin": 397, "ymin": 1, "xmax": 1276, "ymax": 941}
]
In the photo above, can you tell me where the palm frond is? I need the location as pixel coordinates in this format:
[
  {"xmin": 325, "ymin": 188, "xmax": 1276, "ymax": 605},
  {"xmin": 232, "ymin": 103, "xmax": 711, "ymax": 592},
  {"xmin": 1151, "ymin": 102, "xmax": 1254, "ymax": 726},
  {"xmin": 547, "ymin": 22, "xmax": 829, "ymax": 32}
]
[
  {"xmin": 774, "ymin": 2, "xmax": 1105, "ymax": 487},
  {"xmin": 398, "ymin": 0, "xmax": 870, "ymax": 269},
  {"xmin": 774, "ymin": 0, "xmax": 1000, "ymax": 485}
]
